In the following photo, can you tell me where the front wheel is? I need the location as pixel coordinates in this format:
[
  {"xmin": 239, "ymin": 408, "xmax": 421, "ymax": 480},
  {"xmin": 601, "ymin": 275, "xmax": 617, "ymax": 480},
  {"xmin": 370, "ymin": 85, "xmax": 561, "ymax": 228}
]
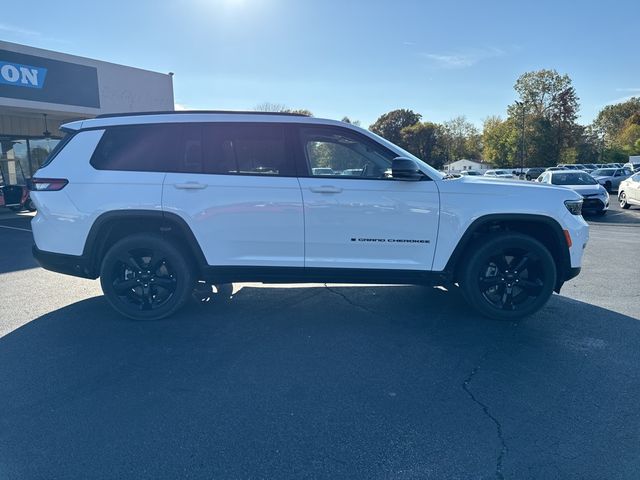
[
  {"xmin": 460, "ymin": 233, "xmax": 557, "ymax": 320},
  {"xmin": 100, "ymin": 234, "xmax": 195, "ymax": 320},
  {"xmin": 619, "ymin": 191, "xmax": 630, "ymax": 209}
]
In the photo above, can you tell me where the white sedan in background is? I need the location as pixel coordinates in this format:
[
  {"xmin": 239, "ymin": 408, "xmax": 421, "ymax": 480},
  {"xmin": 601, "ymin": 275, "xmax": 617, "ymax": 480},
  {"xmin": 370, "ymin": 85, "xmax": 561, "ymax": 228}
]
[
  {"xmin": 618, "ymin": 172, "xmax": 640, "ymax": 209},
  {"xmin": 484, "ymin": 169, "xmax": 515, "ymax": 178},
  {"xmin": 537, "ymin": 170, "xmax": 609, "ymax": 216}
]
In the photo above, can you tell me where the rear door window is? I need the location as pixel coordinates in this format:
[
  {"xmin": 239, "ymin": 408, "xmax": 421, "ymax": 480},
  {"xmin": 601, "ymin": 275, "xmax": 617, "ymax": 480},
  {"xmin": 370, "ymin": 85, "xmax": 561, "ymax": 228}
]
[{"xmin": 202, "ymin": 123, "xmax": 294, "ymax": 176}]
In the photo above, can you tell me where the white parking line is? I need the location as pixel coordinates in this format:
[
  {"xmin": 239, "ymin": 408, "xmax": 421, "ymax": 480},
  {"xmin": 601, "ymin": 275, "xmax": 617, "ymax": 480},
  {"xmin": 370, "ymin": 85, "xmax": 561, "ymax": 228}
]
[{"xmin": 0, "ymin": 224, "xmax": 32, "ymax": 233}]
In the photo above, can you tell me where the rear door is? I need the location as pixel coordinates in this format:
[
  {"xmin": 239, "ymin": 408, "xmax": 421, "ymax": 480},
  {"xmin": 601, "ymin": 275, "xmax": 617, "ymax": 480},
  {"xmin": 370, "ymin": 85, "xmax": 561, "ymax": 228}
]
[
  {"xmin": 295, "ymin": 125, "xmax": 439, "ymax": 271},
  {"xmin": 162, "ymin": 122, "xmax": 304, "ymax": 267}
]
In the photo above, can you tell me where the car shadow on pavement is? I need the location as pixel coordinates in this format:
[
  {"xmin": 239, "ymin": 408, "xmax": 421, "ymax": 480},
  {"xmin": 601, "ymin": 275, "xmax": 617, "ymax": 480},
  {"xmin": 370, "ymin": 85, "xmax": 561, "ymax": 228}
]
[{"xmin": 1, "ymin": 285, "xmax": 639, "ymax": 479}]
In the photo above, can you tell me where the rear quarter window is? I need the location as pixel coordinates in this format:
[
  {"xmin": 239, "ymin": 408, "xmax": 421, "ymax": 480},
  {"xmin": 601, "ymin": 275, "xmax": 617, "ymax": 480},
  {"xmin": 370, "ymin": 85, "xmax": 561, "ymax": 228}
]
[{"xmin": 91, "ymin": 124, "xmax": 200, "ymax": 173}]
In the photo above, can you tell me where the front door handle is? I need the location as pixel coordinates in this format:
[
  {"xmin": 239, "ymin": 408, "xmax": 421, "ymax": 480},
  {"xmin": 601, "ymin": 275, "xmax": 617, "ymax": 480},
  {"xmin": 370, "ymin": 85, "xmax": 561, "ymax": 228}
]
[
  {"xmin": 310, "ymin": 185, "xmax": 343, "ymax": 194},
  {"xmin": 175, "ymin": 182, "xmax": 207, "ymax": 190}
]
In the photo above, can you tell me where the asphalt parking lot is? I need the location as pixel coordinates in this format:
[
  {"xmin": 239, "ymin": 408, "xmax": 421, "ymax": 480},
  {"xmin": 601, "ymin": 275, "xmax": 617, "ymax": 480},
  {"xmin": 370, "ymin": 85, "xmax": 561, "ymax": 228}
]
[{"xmin": 0, "ymin": 204, "xmax": 639, "ymax": 479}]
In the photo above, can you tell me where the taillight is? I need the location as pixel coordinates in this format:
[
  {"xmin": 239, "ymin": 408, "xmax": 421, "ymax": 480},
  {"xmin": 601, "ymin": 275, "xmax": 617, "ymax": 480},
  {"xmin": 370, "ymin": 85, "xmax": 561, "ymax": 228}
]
[{"xmin": 30, "ymin": 178, "xmax": 68, "ymax": 191}]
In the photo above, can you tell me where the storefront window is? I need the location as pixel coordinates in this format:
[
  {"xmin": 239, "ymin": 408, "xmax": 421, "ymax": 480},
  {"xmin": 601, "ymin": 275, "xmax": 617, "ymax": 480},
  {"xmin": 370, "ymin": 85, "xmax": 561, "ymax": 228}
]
[
  {"xmin": 0, "ymin": 138, "xmax": 29, "ymax": 185},
  {"xmin": 29, "ymin": 138, "xmax": 60, "ymax": 174},
  {"xmin": 0, "ymin": 137, "xmax": 61, "ymax": 185}
]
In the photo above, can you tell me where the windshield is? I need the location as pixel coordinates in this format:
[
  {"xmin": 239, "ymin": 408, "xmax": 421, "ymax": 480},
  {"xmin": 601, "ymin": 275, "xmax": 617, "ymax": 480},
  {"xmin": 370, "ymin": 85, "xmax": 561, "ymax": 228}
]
[
  {"xmin": 592, "ymin": 169, "xmax": 615, "ymax": 176},
  {"xmin": 551, "ymin": 172, "xmax": 597, "ymax": 185}
]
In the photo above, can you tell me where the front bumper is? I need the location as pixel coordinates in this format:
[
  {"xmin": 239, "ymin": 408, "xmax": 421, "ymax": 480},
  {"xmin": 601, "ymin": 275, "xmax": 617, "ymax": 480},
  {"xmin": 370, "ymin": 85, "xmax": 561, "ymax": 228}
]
[{"xmin": 582, "ymin": 197, "xmax": 608, "ymax": 212}]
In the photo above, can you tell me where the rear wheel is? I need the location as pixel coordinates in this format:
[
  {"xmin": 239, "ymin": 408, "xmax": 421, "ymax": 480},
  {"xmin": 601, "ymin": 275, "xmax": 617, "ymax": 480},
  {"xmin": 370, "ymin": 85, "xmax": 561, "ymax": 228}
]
[
  {"xmin": 619, "ymin": 191, "xmax": 630, "ymax": 209},
  {"xmin": 460, "ymin": 233, "xmax": 557, "ymax": 320},
  {"xmin": 100, "ymin": 234, "xmax": 195, "ymax": 320}
]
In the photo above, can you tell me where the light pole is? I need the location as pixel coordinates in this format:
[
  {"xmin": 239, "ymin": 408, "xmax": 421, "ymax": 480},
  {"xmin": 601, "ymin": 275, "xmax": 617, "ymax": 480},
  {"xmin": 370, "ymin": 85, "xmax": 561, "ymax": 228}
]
[{"xmin": 514, "ymin": 101, "xmax": 526, "ymax": 172}]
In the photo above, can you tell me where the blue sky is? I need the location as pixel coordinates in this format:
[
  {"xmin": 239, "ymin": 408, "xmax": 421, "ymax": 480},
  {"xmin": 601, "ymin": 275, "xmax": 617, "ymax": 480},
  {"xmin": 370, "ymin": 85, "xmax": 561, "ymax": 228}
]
[{"xmin": 2, "ymin": 0, "xmax": 639, "ymax": 127}]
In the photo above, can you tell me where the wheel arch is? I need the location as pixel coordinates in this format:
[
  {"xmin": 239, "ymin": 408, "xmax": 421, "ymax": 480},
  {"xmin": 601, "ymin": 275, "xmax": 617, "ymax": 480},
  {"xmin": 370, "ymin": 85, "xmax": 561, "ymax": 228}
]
[
  {"xmin": 445, "ymin": 214, "xmax": 571, "ymax": 291},
  {"xmin": 82, "ymin": 210, "xmax": 207, "ymax": 277}
]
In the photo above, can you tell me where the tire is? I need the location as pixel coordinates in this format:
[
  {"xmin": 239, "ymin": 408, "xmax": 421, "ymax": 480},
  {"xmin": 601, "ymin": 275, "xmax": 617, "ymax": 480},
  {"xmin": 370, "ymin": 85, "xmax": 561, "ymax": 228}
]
[
  {"xmin": 459, "ymin": 233, "xmax": 557, "ymax": 320},
  {"xmin": 26, "ymin": 198, "xmax": 36, "ymax": 212},
  {"xmin": 605, "ymin": 181, "xmax": 612, "ymax": 193},
  {"xmin": 100, "ymin": 233, "xmax": 195, "ymax": 320},
  {"xmin": 619, "ymin": 191, "xmax": 630, "ymax": 209}
]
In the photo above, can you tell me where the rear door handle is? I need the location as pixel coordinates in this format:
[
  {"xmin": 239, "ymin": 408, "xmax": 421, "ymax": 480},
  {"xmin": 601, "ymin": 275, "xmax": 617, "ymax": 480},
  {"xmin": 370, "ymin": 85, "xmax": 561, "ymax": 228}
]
[
  {"xmin": 310, "ymin": 185, "xmax": 343, "ymax": 194},
  {"xmin": 175, "ymin": 182, "xmax": 207, "ymax": 190}
]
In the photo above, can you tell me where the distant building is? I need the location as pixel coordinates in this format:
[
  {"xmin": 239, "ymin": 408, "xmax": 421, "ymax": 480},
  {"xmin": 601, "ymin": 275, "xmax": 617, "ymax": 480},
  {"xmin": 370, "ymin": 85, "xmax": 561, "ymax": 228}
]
[{"xmin": 444, "ymin": 159, "xmax": 489, "ymax": 172}]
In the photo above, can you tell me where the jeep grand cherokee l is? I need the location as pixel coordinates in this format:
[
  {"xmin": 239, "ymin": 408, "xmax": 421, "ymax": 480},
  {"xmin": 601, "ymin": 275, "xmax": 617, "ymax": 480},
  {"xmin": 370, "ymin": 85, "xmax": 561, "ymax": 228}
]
[{"xmin": 30, "ymin": 111, "xmax": 588, "ymax": 321}]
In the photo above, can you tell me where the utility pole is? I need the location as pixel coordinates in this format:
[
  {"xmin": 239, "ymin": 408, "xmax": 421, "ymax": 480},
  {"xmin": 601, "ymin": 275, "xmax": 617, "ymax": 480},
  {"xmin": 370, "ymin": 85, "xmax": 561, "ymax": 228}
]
[{"xmin": 515, "ymin": 101, "xmax": 526, "ymax": 172}]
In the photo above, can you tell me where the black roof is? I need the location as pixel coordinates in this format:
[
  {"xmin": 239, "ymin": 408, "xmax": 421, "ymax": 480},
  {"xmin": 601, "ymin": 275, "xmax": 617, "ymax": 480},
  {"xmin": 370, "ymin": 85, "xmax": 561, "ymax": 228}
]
[{"xmin": 95, "ymin": 110, "xmax": 310, "ymax": 119}]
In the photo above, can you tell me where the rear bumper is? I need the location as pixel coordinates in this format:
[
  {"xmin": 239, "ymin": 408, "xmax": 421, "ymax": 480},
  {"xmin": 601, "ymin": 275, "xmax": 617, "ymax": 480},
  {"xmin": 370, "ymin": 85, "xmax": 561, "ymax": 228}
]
[
  {"xmin": 32, "ymin": 245, "xmax": 96, "ymax": 279},
  {"xmin": 565, "ymin": 266, "xmax": 581, "ymax": 281}
]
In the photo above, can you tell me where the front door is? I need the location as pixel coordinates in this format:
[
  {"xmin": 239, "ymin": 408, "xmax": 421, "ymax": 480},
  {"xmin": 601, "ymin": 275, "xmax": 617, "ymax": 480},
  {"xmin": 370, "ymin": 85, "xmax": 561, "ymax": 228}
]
[{"xmin": 295, "ymin": 125, "xmax": 440, "ymax": 271}]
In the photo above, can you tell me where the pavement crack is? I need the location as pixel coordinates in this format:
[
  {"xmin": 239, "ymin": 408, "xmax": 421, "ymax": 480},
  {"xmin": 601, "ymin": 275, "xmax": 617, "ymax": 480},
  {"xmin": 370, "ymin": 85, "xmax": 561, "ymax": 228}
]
[
  {"xmin": 323, "ymin": 284, "xmax": 380, "ymax": 317},
  {"xmin": 462, "ymin": 351, "xmax": 507, "ymax": 480}
]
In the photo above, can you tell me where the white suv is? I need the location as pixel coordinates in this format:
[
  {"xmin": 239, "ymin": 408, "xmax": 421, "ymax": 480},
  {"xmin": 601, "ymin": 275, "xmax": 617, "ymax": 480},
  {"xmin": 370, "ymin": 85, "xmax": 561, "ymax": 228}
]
[{"xmin": 30, "ymin": 111, "xmax": 589, "ymax": 320}]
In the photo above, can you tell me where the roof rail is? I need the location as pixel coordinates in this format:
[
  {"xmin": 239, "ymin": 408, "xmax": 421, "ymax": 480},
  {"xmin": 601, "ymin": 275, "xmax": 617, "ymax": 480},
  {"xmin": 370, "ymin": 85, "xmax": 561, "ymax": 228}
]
[{"xmin": 95, "ymin": 110, "xmax": 311, "ymax": 119}]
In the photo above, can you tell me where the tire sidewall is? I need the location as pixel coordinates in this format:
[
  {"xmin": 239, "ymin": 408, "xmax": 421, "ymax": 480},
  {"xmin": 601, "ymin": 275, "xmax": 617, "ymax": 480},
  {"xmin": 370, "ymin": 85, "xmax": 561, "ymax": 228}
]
[
  {"xmin": 100, "ymin": 234, "xmax": 194, "ymax": 320},
  {"xmin": 461, "ymin": 234, "xmax": 557, "ymax": 320}
]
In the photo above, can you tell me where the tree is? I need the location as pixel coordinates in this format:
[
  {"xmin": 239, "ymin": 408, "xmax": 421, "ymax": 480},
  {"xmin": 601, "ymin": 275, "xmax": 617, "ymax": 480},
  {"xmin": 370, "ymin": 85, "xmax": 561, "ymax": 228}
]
[
  {"xmin": 369, "ymin": 109, "xmax": 422, "ymax": 145},
  {"xmin": 506, "ymin": 69, "xmax": 581, "ymax": 165},
  {"xmin": 254, "ymin": 102, "xmax": 313, "ymax": 116},
  {"xmin": 341, "ymin": 116, "xmax": 361, "ymax": 126},
  {"xmin": 399, "ymin": 122, "xmax": 441, "ymax": 166},
  {"xmin": 482, "ymin": 116, "xmax": 519, "ymax": 167},
  {"xmin": 593, "ymin": 97, "xmax": 640, "ymax": 142},
  {"xmin": 441, "ymin": 116, "xmax": 481, "ymax": 162}
]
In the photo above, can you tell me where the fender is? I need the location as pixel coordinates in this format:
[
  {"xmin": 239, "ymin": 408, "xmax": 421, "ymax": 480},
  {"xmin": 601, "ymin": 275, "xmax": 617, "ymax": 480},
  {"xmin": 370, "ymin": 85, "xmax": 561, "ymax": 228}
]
[{"xmin": 443, "ymin": 213, "xmax": 572, "ymax": 288}]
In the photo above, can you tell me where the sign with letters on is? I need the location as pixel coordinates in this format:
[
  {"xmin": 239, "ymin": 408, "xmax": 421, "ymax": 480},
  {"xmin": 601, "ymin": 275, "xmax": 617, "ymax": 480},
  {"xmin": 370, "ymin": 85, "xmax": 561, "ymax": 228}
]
[{"xmin": 0, "ymin": 49, "xmax": 100, "ymax": 108}]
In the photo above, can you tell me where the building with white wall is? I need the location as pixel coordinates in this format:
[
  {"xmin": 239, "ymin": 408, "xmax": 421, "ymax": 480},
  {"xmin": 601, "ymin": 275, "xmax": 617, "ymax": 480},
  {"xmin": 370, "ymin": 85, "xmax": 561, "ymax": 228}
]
[
  {"xmin": 0, "ymin": 41, "xmax": 174, "ymax": 184},
  {"xmin": 444, "ymin": 159, "xmax": 490, "ymax": 173}
]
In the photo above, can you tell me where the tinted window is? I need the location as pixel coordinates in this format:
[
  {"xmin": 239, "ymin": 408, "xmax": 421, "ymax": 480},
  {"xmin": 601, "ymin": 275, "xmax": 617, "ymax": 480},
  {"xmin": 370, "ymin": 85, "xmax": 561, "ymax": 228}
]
[
  {"xmin": 215, "ymin": 124, "xmax": 292, "ymax": 176},
  {"xmin": 300, "ymin": 127, "xmax": 396, "ymax": 179},
  {"xmin": 91, "ymin": 124, "xmax": 200, "ymax": 173},
  {"xmin": 91, "ymin": 123, "xmax": 294, "ymax": 176}
]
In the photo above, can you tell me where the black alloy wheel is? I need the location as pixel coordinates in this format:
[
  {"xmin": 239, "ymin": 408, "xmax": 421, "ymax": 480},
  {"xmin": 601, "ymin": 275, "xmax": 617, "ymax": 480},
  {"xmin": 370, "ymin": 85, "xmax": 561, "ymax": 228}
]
[
  {"xmin": 100, "ymin": 234, "xmax": 194, "ymax": 320},
  {"xmin": 461, "ymin": 233, "xmax": 556, "ymax": 320},
  {"xmin": 111, "ymin": 248, "xmax": 177, "ymax": 310}
]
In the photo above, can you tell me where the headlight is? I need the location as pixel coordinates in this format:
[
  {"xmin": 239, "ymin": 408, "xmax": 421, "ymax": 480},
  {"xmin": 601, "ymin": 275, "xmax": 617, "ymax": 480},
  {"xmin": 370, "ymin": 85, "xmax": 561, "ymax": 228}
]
[{"xmin": 564, "ymin": 199, "xmax": 583, "ymax": 215}]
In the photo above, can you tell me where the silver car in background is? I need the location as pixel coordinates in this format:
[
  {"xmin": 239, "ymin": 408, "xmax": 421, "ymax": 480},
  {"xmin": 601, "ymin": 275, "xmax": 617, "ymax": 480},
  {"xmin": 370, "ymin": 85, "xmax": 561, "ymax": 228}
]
[
  {"xmin": 590, "ymin": 167, "xmax": 633, "ymax": 193},
  {"xmin": 484, "ymin": 169, "xmax": 515, "ymax": 178}
]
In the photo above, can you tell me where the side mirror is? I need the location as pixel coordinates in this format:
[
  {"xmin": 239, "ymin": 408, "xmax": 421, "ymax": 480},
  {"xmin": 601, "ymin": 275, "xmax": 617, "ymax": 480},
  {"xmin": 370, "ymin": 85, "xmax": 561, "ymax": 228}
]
[{"xmin": 392, "ymin": 157, "xmax": 425, "ymax": 181}]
